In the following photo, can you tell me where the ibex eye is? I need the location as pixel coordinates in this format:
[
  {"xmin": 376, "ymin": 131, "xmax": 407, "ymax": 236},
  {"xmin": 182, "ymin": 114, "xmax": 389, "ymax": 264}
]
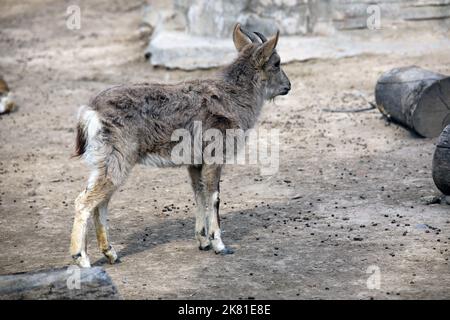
[{"xmin": 274, "ymin": 61, "xmax": 281, "ymax": 68}]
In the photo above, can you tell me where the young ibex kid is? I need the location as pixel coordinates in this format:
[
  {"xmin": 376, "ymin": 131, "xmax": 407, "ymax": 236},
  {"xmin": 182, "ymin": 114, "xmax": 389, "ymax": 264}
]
[
  {"xmin": 70, "ymin": 24, "xmax": 291, "ymax": 267},
  {"xmin": 0, "ymin": 77, "xmax": 15, "ymax": 115}
]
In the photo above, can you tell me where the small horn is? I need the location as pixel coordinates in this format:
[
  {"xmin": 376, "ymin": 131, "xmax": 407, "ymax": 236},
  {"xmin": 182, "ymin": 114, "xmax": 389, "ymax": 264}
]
[
  {"xmin": 240, "ymin": 27, "xmax": 259, "ymax": 43},
  {"xmin": 254, "ymin": 31, "xmax": 267, "ymax": 43}
]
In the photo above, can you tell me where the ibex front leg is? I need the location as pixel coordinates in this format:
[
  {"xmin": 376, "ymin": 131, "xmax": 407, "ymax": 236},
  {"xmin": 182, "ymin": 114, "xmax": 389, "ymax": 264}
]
[
  {"xmin": 202, "ymin": 164, "xmax": 234, "ymax": 255},
  {"xmin": 188, "ymin": 165, "xmax": 211, "ymax": 250}
]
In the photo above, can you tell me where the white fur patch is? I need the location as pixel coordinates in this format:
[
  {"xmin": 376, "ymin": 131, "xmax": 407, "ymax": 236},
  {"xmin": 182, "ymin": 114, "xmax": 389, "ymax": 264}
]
[
  {"xmin": 87, "ymin": 168, "xmax": 100, "ymax": 189},
  {"xmin": 0, "ymin": 92, "xmax": 14, "ymax": 114},
  {"xmin": 78, "ymin": 105, "xmax": 104, "ymax": 167},
  {"xmin": 211, "ymin": 191, "xmax": 219, "ymax": 204},
  {"xmin": 211, "ymin": 229, "xmax": 225, "ymax": 251},
  {"xmin": 139, "ymin": 153, "xmax": 176, "ymax": 168},
  {"xmin": 78, "ymin": 105, "xmax": 102, "ymax": 141},
  {"xmin": 0, "ymin": 97, "xmax": 6, "ymax": 113}
]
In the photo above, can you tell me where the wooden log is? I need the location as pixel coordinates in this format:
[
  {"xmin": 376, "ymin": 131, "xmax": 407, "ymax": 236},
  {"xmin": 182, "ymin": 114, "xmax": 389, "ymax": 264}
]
[
  {"xmin": 0, "ymin": 266, "xmax": 120, "ymax": 300},
  {"xmin": 375, "ymin": 66, "xmax": 450, "ymax": 138},
  {"xmin": 433, "ymin": 124, "xmax": 450, "ymax": 195}
]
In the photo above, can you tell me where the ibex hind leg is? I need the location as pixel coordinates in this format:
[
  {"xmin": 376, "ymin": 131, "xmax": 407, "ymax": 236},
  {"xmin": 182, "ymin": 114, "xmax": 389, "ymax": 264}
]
[
  {"xmin": 93, "ymin": 200, "xmax": 119, "ymax": 264},
  {"xmin": 70, "ymin": 169, "xmax": 118, "ymax": 268}
]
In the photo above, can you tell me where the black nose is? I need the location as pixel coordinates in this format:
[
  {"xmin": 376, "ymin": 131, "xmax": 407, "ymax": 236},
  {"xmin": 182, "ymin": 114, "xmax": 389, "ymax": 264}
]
[{"xmin": 280, "ymin": 83, "xmax": 291, "ymax": 95}]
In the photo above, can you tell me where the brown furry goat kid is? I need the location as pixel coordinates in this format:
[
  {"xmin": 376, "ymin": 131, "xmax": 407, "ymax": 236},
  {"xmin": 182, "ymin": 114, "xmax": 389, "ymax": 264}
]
[{"xmin": 70, "ymin": 24, "xmax": 291, "ymax": 267}]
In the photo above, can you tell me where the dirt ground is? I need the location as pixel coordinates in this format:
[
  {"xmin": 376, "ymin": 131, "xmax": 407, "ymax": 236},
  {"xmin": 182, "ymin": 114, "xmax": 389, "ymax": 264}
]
[{"xmin": 1, "ymin": 0, "xmax": 450, "ymax": 299}]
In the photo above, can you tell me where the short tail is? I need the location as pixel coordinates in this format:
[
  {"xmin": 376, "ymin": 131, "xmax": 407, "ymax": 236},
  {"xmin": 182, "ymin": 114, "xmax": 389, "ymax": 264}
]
[
  {"xmin": 72, "ymin": 105, "xmax": 101, "ymax": 158},
  {"xmin": 73, "ymin": 122, "xmax": 87, "ymax": 158}
]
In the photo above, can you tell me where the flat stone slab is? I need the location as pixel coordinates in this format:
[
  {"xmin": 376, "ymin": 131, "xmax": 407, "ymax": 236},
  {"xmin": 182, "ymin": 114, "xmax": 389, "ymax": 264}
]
[{"xmin": 146, "ymin": 30, "xmax": 450, "ymax": 70}]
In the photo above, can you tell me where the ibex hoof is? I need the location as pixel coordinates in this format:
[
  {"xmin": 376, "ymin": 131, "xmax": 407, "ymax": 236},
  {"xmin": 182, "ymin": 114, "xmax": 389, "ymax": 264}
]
[
  {"xmin": 199, "ymin": 244, "xmax": 212, "ymax": 251},
  {"xmin": 103, "ymin": 246, "xmax": 118, "ymax": 264},
  {"xmin": 72, "ymin": 253, "xmax": 91, "ymax": 268},
  {"xmin": 215, "ymin": 247, "xmax": 234, "ymax": 255}
]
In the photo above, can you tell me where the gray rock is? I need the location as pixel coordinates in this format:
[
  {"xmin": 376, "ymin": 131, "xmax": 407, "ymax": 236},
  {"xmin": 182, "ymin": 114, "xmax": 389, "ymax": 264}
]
[
  {"xmin": 146, "ymin": 31, "xmax": 236, "ymax": 70},
  {"xmin": 246, "ymin": 0, "xmax": 310, "ymax": 35},
  {"xmin": 142, "ymin": 2, "xmax": 186, "ymax": 35},
  {"xmin": 146, "ymin": 30, "xmax": 450, "ymax": 70},
  {"xmin": 184, "ymin": 0, "xmax": 247, "ymax": 38},
  {"xmin": 237, "ymin": 13, "xmax": 280, "ymax": 37}
]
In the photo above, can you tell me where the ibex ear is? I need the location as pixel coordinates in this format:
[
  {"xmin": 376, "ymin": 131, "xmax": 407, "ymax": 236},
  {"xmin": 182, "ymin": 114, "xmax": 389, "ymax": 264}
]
[
  {"xmin": 233, "ymin": 23, "xmax": 252, "ymax": 52},
  {"xmin": 253, "ymin": 30, "xmax": 279, "ymax": 66}
]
